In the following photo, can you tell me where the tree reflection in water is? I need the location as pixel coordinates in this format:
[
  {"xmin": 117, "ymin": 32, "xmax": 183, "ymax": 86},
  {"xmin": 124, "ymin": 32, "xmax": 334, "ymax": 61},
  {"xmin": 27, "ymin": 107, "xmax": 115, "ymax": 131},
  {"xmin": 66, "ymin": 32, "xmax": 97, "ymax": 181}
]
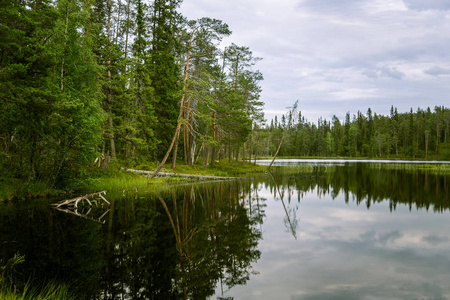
[
  {"xmin": 95, "ymin": 180, "xmax": 264, "ymax": 300},
  {"xmin": 156, "ymin": 180, "xmax": 263, "ymax": 299},
  {"xmin": 1, "ymin": 163, "xmax": 447, "ymax": 299},
  {"xmin": 263, "ymin": 163, "xmax": 449, "ymax": 212},
  {"xmin": 267, "ymin": 171, "xmax": 299, "ymax": 239}
]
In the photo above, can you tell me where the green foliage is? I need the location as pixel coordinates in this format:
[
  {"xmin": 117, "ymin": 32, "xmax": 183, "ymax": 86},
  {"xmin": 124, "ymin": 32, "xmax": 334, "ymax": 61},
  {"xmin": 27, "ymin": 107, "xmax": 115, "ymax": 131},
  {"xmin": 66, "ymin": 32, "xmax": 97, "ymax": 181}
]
[
  {"xmin": 0, "ymin": 0, "xmax": 265, "ymax": 199},
  {"xmin": 0, "ymin": 0, "xmax": 105, "ymax": 191},
  {"xmin": 149, "ymin": 0, "xmax": 183, "ymax": 159}
]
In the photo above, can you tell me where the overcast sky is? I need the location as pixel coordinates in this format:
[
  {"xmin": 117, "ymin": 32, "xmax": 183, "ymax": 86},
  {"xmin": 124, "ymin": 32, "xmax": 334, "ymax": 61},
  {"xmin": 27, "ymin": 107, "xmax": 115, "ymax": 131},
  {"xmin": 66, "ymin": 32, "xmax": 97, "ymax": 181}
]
[{"xmin": 179, "ymin": 0, "xmax": 450, "ymax": 124}]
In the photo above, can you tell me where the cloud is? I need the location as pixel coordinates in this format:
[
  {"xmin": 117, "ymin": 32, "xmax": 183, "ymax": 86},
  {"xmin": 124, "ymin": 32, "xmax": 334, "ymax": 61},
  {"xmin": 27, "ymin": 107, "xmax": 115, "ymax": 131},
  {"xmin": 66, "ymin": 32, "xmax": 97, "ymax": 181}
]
[
  {"xmin": 330, "ymin": 88, "xmax": 379, "ymax": 100},
  {"xmin": 422, "ymin": 234, "xmax": 450, "ymax": 246},
  {"xmin": 298, "ymin": 0, "xmax": 365, "ymax": 14},
  {"xmin": 424, "ymin": 66, "xmax": 450, "ymax": 76},
  {"xmin": 180, "ymin": 0, "xmax": 450, "ymax": 124},
  {"xmin": 361, "ymin": 66, "xmax": 406, "ymax": 80},
  {"xmin": 359, "ymin": 230, "xmax": 403, "ymax": 246},
  {"xmin": 362, "ymin": 69, "xmax": 379, "ymax": 79},
  {"xmin": 379, "ymin": 65, "xmax": 405, "ymax": 79},
  {"xmin": 378, "ymin": 230, "xmax": 402, "ymax": 246},
  {"xmin": 404, "ymin": 0, "xmax": 450, "ymax": 11}
]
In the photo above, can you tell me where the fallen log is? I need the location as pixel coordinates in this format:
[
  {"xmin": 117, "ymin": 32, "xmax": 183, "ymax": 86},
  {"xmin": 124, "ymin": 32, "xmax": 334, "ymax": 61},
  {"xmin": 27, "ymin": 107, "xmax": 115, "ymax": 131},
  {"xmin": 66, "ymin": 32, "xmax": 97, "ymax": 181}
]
[
  {"xmin": 121, "ymin": 168, "xmax": 249, "ymax": 180},
  {"xmin": 51, "ymin": 190, "xmax": 108, "ymax": 208}
]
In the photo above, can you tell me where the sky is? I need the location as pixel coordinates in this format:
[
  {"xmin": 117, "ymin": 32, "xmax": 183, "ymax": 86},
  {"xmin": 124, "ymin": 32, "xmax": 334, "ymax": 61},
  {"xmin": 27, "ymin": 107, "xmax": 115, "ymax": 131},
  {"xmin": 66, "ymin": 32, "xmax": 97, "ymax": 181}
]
[{"xmin": 179, "ymin": 0, "xmax": 450, "ymax": 124}]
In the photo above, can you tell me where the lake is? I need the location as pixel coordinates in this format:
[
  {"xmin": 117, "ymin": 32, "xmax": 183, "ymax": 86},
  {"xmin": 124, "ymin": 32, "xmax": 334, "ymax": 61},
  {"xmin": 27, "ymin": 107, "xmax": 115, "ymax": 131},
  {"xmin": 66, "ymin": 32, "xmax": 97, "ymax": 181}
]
[{"xmin": 1, "ymin": 160, "xmax": 450, "ymax": 299}]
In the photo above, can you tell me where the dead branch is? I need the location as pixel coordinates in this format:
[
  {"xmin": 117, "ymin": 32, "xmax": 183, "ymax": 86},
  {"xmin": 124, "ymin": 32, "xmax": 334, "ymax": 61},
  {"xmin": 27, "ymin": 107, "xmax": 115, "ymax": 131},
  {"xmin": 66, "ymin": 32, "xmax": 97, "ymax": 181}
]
[{"xmin": 51, "ymin": 190, "xmax": 109, "ymax": 208}]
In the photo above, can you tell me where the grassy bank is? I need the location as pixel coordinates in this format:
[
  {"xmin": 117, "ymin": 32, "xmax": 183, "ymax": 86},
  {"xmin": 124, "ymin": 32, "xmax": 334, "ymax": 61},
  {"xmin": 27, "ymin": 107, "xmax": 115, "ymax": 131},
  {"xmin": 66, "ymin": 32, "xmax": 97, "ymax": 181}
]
[
  {"xmin": 0, "ymin": 160, "xmax": 266, "ymax": 203},
  {"xmin": 89, "ymin": 160, "xmax": 266, "ymax": 195}
]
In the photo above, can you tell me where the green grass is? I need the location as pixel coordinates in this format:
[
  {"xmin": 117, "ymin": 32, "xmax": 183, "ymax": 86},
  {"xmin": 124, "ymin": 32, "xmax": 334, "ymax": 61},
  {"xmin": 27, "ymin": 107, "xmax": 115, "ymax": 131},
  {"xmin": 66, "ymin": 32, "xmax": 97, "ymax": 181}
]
[
  {"xmin": 0, "ymin": 283, "xmax": 80, "ymax": 300},
  {"xmin": 83, "ymin": 160, "xmax": 266, "ymax": 197},
  {"xmin": 0, "ymin": 178, "xmax": 63, "ymax": 203},
  {"xmin": 0, "ymin": 160, "xmax": 266, "ymax": 203},
  {"xmin": 1, "ymin": 252, "xmax": 81, "ymax": 300}
]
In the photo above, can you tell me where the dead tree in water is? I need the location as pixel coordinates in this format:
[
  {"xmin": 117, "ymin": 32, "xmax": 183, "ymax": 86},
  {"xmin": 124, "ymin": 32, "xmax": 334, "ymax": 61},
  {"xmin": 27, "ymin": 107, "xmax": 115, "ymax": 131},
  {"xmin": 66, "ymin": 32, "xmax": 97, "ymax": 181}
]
[{"xmin": 268, "ymin": 100, "xmax": 299, "ymax": 169}]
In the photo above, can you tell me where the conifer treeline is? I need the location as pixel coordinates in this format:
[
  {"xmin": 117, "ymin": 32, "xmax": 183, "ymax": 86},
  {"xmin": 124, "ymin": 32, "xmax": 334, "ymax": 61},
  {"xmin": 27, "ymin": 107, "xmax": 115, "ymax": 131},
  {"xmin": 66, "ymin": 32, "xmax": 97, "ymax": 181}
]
[
  {"xmin": 0, "ymin": 0, "xmax": 264, "ymax": 187},
  {"xmin": 257, "ymin": 106, "xmax": 450, "ymax": 160}
]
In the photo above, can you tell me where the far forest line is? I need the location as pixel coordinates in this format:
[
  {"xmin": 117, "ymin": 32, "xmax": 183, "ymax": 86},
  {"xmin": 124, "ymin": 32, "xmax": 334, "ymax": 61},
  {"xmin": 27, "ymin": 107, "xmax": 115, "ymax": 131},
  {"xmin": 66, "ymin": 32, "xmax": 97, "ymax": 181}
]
[{"xmin": 257, "ymin": 105, "xmax": 450, "ymax": 161}]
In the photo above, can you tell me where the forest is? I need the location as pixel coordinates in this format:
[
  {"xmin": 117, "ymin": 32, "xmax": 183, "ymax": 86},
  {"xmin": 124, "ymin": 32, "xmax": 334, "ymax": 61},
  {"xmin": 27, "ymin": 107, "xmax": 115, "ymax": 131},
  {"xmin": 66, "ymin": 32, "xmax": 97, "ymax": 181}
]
[
  {"xmin": 1, "ymin": 0, "xmax": 449, "ymax": 195},
  {"xmin": 253, "ymin": 105, "xmax": 450, "ymax": 161},
  {"xmin": 0, "ymin": 0, "xmax": 264, "ymax": 190}
]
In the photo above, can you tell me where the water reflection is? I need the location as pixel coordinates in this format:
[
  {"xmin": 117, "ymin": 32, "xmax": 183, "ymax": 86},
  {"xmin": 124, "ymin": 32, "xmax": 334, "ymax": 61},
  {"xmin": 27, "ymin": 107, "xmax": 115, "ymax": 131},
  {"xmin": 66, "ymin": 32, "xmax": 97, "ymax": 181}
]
[
  {"xmin": 267, "ymin": 171, "xmax": 299, "ymax": 239},
  {"xmin": 1, "ymin": 163, "xmax": 449, "ymax": 299},
  {"xmin": 263, "ymin": 163, "xmax": 449, "ymax": 212},
  {"xmin": 0, "ymin": 201, "xmax": 103, "ymax": 295},
  {"xmin": 153, "ymin": 182, "xmax": 263, "ymax": 299},
  {"xmin": 0, "ymin": 180, "xmax": 264, "ymax": 299},
  {"xmin": 234, "ymin": 163, "xmax": 450, "ymax": 300}
]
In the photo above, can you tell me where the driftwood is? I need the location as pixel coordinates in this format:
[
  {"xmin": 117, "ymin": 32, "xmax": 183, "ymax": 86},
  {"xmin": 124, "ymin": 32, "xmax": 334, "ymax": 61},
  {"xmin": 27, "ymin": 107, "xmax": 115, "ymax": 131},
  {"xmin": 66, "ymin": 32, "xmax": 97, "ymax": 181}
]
[
  {"xmin": 52, "ymin": 191, "xmax": 110, "ymax": 224},
  {"xmin": 51, "ymin": 190, "xmax": 109, "ymax": 209},
  {"xmin": 53, "ymin": 207, "xmax": 110, "ymax": 224},
  {"xmin": 121, "ymin": 168, "xmax": 248, "ymax": 180}
]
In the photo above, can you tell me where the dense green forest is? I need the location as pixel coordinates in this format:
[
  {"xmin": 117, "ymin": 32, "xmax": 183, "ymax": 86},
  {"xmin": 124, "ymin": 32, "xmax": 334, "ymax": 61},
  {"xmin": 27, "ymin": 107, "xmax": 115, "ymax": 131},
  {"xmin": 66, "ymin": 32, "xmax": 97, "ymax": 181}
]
[
  {"xmin": 0, "ymin": 0, "xmax": 264, "ymax": 189},
  {"xmin": 253, "ymin": 106, "xmax": 450, "ymax": 161}
]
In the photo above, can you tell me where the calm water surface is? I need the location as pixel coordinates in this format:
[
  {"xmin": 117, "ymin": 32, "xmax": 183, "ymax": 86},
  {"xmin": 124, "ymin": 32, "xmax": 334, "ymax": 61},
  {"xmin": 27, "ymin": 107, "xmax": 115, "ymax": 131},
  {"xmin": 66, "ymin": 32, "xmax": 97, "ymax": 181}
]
[{"xmin": 1, "ymin": 160, "xmax": 449, "ymax": 300}]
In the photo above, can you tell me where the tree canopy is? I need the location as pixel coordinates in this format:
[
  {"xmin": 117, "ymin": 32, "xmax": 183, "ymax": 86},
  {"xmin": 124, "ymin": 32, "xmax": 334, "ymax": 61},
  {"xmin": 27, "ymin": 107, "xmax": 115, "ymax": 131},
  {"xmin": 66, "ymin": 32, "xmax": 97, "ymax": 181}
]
[{"xmin": 0, "ymin": 0, "xmax": 264, "ymax": 190}]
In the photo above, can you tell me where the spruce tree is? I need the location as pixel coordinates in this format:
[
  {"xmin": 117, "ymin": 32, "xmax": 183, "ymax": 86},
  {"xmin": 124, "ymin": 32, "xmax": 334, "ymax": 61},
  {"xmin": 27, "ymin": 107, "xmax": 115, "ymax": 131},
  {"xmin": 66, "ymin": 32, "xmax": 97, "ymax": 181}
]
[{"xmin": 149, "ymin": 0, "xmax": 182, "ymax": 160}]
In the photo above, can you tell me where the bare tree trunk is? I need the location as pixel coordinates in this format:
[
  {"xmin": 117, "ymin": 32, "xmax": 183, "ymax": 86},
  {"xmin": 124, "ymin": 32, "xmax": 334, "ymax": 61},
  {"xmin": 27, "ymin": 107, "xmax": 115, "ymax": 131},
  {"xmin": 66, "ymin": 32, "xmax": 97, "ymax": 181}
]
[
  {"xmin": 108, "ymin": 113, "xmax": 116, "ymax": 160},
  {"xmin": 268, "ymin": 134, "xmax": 284, "ymax": 168},
  {"xmin": 184, "ymin": 96, "xmax": 192, "ymax": 167},
  {"xmin": 203, "ymin": 145, "xmax": 210, "ymax": 171},
  {"xmin": 228, "ymin": 134, "xmax": 232, "ymax": 164},
  {"xmin": 268, "ymin": 101, "xmax": 298, "ymax": 169},
  {"xmin": 149, "ymin": 103, "xmax": 185, "ymax": 178},
  {"xmin": 242, "ymin": 143, "xmax": 246, "ymax": 165},
  {"xmin": 210, "ymin": 112, "xmax": 217, "ymax": 168},
  {"xmin": 242, "ymin": 90, "xmax": 249, "ymax": 166},
  {"xmin": 172, "ymin": 129, "xmax": 181, "ymax": 169}
]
